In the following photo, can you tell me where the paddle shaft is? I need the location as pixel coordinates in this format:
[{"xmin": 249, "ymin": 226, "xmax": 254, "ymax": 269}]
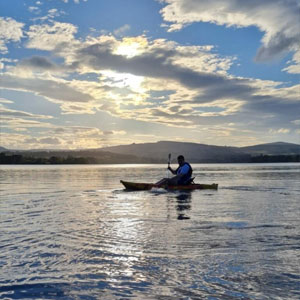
[{"xmin": 167, "ymin": 153, "xmax": 171, "ymax": 178}]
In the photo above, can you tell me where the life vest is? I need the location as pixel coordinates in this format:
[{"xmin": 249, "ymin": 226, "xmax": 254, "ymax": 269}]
[{"xmin": 176, "ymin": 162, "xmax": 193, "ymax": 184}]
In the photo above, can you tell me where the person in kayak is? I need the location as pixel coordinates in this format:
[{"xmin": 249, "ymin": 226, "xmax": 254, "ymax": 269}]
[{"xmin": 156, "ymin": 155, "xmax": 193, "ymax": 186}]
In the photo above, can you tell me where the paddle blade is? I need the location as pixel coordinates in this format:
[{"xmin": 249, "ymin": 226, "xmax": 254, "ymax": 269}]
[{"xmin": 168, "ymin": 153, "xmax": 171, "ymax": 164}]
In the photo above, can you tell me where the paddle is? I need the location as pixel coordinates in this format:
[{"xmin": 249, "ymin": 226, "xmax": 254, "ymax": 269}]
[{"xmin": 167, "ymin": 153, "xmax": 171, "ymax": 178}]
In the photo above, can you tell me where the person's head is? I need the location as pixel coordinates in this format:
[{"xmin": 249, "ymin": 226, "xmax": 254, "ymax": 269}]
[{"xmin": 177, "ymin": 155, "xmax": 185, "ymax": 166}]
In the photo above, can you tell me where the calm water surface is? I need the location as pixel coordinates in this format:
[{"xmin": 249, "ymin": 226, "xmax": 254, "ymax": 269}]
[{"xmin": 0, "ymin": 163, "xmax": 299, "ymax": 299}]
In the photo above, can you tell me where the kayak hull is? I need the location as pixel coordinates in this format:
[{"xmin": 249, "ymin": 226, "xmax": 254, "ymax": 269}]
[{"xmin": 120, "ymin": 180, "xmax": 218, "ymax": 191}]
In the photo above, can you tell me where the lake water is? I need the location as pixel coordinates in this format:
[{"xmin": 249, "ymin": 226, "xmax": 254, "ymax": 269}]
[{"xmin": 0, "ymin": 163, "xmax": 299, "ymax": 300}]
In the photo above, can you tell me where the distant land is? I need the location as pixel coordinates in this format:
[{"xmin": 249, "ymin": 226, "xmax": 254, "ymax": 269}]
[
  {"xmin": 240, "ymin": 142, "xmax": 300, "ymax": 155},
  {"xmin": 1, "ymin": 141, "xmax": 300, "ymax": 164},
  {"xmin": 102, "ymin": 141, "xmax": 300, "ymax": 162}
]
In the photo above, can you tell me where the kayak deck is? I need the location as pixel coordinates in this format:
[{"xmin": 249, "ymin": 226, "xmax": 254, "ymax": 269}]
[{"xmin": 120, "ymin": 180, "xmax": 218, "ymax": 191}]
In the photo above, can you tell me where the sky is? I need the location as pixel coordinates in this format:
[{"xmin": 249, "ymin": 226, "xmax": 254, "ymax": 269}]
[{"xmin": 0, "ymin": 0, "xmax": 299, "ymax": 150}]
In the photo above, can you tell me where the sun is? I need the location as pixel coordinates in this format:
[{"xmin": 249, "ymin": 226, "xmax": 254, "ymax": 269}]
[
  {"xmin": 101, "ymin": 70, "xmax": 145, "ymax": 92},
  {"xmin": 114, "ymin": 36, "xmax": 147, "ymax": 58},
  {"xmin": 115, "ymin": 43, "xmax": 140, "ymax": 58}
]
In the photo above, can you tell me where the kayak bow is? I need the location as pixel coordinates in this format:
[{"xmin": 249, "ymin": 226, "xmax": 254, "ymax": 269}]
[{"xmin": 120, "ymin": 180, "xmax": 218, "ymax": 191}]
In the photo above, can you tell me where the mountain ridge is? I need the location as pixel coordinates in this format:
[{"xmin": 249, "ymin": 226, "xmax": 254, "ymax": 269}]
[
  {"xmin": 100, "ymin": 141, "xmax": 300, "ymax": 162},
  {"xmin": 1, "ymin": 141, "xmax": 299, "ymax": 164}
]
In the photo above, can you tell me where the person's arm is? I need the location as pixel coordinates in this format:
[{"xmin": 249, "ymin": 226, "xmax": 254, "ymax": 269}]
[{"xmin": 168, "ymin": 166, "xmax": 177, "ymax": 175}]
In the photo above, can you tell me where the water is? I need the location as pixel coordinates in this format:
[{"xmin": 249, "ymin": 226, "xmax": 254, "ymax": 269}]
[{"xmin": 1, "ymin": 163, "xmax": 299, "ymax": 299}]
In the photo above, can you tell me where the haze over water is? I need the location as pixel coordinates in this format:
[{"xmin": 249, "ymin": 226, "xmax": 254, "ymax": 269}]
[{"xmin": 1, "ymin": 163, "xmax": 299, "ymax": 299}]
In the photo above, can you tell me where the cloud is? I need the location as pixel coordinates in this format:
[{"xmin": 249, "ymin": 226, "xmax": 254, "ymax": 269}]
[
  {"xmin": 0, "ymin": 98, "xmax": 14, "ymax": 104},
  {"xmin": 52, "ymin": 126, "xmax": 126, "ymax": 138},
  {"xmin": 32, "ymin": 8, "xmax": 66, "ymax": 22},
  {"xmin": 1, "ymin": 116, "xmax": 55, "ymax": 132},
  {"xmin": 69, "ymin": 35, "xmax": 300, "ymax": 128},
  {"xmin": 19, "ymin": 56, "xmax": 63, "ymax": 72},
  {"xmin": 26, "ymin": 21, "xmax": 78, "ymax": 51},
  {"xmin": 269, "ymin": 128, "xmax": 291, "ymax": 134},
  {"xmin": 0, "ymin": 17, "xmax": 24, "ymax": 53},
  {"xmin": 160, "ymin": 0, "xmax": 300, "ymax": 69},
  {"xmin": 283, "ymin": 51, "xmax": 300, "ymax": 74},
  {"xmin": 23, "ymin": 137, "xmax": 62, "ymax": 145},
  {"xmin": 73, "ymin": 36, "xmax": 251, "ymax": 101},
  {"xmin": 32, "ymin": 126, "xmax": 127, "ymax": 149},
  {"xmin": 0, "ymin": 102, "xmax": 55, "ymax": 132},
  {"xmin": 0, "ymin": 105, "xmax": 53, "ymax": 119},
  {"xmin": 2, "ymin": 28, "xmax": 299, "ymax": 134},
  {"xmin": 0, "ymin": 133, "xmax": 34, "ymax": 148},
  {"xmin": 39, "ymin": 137, "xmax": 62, "ymax": 144},
  {"xmin": 28, "ymin": 6, "xmax": 40, "ymax": 13},
  {"xmin": 0, "ymin": 110, "xmax": 129, "ymax": 148},
  {"xmin": 0, "ymin": 74, "xmax": 93, "ymax": 103},
  {"xmin": 9, "ymin": 33, "xmax": 249, "ymax": 119},
  {"xmin": 114, "ymin": 24, "xmax": 131, "ymax": 36},
  {"xmin": 60, "ymin": 0, "xmax": 88, "ymax": 3},
  {"xmin": 291, "ymin": 120, "xmax": 300, "ymax": 126},
  {"xmin": 1, "ymin": 129, "xmax": 128, "ymax": 150}
]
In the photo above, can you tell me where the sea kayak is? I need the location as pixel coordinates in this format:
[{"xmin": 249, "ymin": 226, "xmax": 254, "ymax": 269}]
[{"xmin": 120, "ymin": 180, "xmax": 218, "ymax": 191}]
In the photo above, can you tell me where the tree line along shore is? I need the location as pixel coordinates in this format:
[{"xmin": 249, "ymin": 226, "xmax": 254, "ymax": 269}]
[{"xmin": 1, "ymin": 152, "xmax": 299, "ymax": 164}]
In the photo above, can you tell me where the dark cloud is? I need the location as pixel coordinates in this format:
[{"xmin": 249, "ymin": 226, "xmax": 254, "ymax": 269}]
[
  {"xmin": 255, "ymin": 32, "xmax": 299, "ymax": 62},
  {"xmin": 245, "ymin": 95, "xmax": 300, "ymax": 121},
  {"xmin": 72, "ymin": 40, "xmax": 300, "ymax": 128},
  {"xmin": 25, "ymin": 137, "xmax": 39, "ymax": 143},
  {"xmin": 75, "ymin": 43, "xmax": 255, "ymax": 103},
  {"xmin": 17, "ymin": 40, "xmax": 295, "ymax": 110},
  {"xmin": 20, "ymin": 56, "xmax": 61, "ymax": 71},
  {"xmin": 54, "ymin": 128, "xmax": 66, "ymax": 133},
  {"xmin": 192, "ymin": 79, "xmax": 255, "ymax": 103},
  {"xmin": 39, "ymin": 137, "xmax": 61, "ymax": 144},
  {"xmin": 24, "ymin": 137, "xmax": 61, "ymax": 144},
  {"xmin": 103, "ymin": 130, "xmax": 114, "ymax": 135}
]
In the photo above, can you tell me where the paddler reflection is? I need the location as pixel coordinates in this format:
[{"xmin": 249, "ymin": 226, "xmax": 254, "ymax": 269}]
[{"xmin": 176, "ymin": 192, "xmax": 192, "ymax": 220}]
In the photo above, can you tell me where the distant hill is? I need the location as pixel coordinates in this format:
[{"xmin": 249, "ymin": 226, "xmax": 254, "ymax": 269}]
[
  {"xmin": 1, "ymin": 141, "xmax": 299, "ymax": 164},
  {"xmin": 102, "ymin": 140, "xmax": 300, "ymax": 162},
  {"xmin": 102, "ymin": 141, "xmax": 250, "ymax": 163},
  {"xmin": 240, "ymin": 142, "xmax": 300, "ymax": 155},
  {"xmin": 0, "ymin": 149, "xmax": 154, "ymax": 164}
]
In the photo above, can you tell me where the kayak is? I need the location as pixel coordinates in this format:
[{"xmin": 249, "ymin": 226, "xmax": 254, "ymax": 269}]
[{"xmin": 120, "ymin": 180, "xmax": 218, "ymax": 191}]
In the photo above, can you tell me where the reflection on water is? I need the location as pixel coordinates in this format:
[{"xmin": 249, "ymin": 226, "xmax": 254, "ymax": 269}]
[
  {"xmin": 175, "ymin": 192, "xmax": 192, "ymax": 220},
  {"xmin": 0, "ymin": 163, "xmax": 299, "ymax": 299}
]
